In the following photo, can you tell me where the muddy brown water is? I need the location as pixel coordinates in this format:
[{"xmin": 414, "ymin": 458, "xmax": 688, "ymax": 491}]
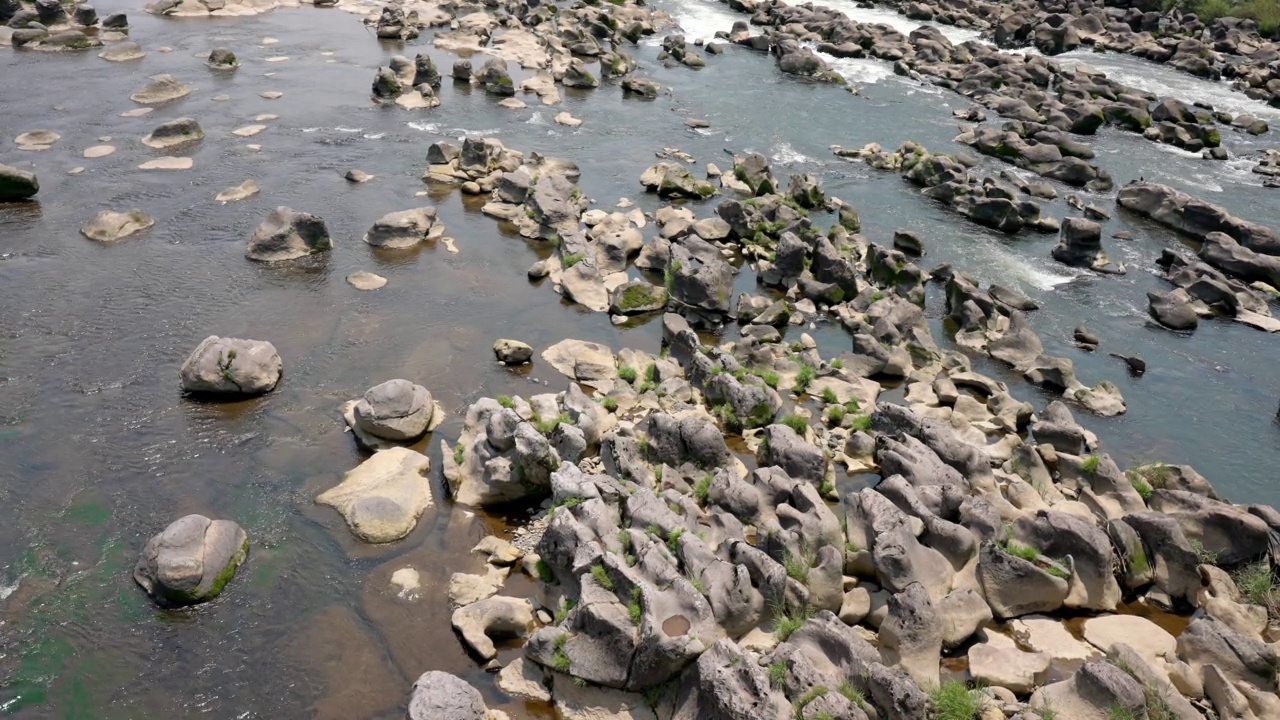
[{"xmin": 1, "ymin": 0, "xmax": 1279, "ymax": 717}]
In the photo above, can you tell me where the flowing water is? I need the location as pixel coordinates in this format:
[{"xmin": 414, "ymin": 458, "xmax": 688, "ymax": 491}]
[{"xmin": 1, "ymin": 0, "xmax": 1278, "ymax": 717}]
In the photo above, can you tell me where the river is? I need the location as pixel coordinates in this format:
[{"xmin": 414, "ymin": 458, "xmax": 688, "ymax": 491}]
[{"xmin": 0, "ymin": 0, "xmax": 1277, "ymax": 717}]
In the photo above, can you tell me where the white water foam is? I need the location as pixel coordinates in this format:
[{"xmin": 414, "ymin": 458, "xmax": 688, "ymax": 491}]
[
  {"xmin": 526, "ymin": 111, "xmax": 547, "ymax": 125},
  {"xmin": 0, "ymin": 577, "xmax": 18, "ymax": 602},
  {"xmin": 654, "ymin": 0, "xmax": 740, "ymax": 46},
  {"xmin": 363, "ymin": 133, "xmax": 386, "ymax": 140},
  {"xmin": 771, "ymin": 142, "xmax": 814, "ymax": 165},
  {"xmin": 817, "ymin": 0, "xmax": 988, "ymax": 45},
  {"xmin": 1056, "ymin": 49, "xmax": 1280, "ymax": 121},
  {"xmin": 333, "ymin": 127, "xmax": 363, "ymax": 133},
  {"xmin": 984, "ymin": 250, "xmax": 1079, "ymax": 290},
  {"xmin": 823, "ymin": 54, "xmax": 896, "ymax": 85}
]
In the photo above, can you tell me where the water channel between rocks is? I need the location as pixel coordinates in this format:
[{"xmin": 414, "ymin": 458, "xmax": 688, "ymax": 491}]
[{"xmin": 0, "ymin": 0, "xmax": 1278, "ymax": 717}]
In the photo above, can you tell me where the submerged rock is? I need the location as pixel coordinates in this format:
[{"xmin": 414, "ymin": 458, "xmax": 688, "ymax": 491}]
[
  {"xmin": 141, "ymin": 117, "xmax": 204, "ymax": 149},
  {"xmin": 129, "ymin": 74, "xmax": 191, "ymax": 104},
  {"xmin": 80, "ymin": 210, "xmax": 154, "ymax": 242},
  {"xmin": 363, "ymin": 208, "xmax": 442, "ymax": 249},
  {"xmin": 315, "ymin": 447, "xmax": 433, "ymax": 543},
  {"xmin": 133, "ymin": 514, "xmax": 249, "ymax": 606},
  {"xmin": 493, "ymin": 338, "xmax": 533, "ymax": 365},
  {"xmin": 343, "ymin": 379, "xmax": 443, "ymax": 448},
  {"xmin": 246, "ymin": 207, "xmax": 332, "ymax": 261},
  {"xmin": 206, "ymin": 48, "xmax": 238, "ymax": 69}
]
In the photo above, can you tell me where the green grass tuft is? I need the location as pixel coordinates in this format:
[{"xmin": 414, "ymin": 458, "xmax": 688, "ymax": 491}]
[
  {"xmin": 821, "ymin": 387, "xmax": 839, "ymax": 404},
  {"xmin": 536, "ymin": 413, "xmax": 573, "ymax": 435},
  {"xmin": 850, "ymin": 414, "xmax": 872, "ymax": 432},
  {"xmin": 1232, "ymin": 560, "xmax": 1280, "ymax": 620},
  {"xmin": 589, "ymin": 563, "xmax": 613, "ymax": 591},
  {"xmin": 603, "ymin": 397, "xmax": 618, "ymax": 412},
  {"xmin": 563, "ymin": 253, "xmax": 585, "ymax": 268},
  {"xmin": 1082, "ymin": 455, "xmax": 1101, "ymax": 474},
  {"xmin": 693, "ymin": 474, "xmax": 712, "ymax": 504},
  {"xmin": 773, "ymin": 604, "xmax": 813, "ymax": 641},
  {"xmin": 497, "ymin": 395, "xmax": 515, "ymax": 408},
  {"xmin": 767, "ymin": 660, "xmax": 787, "ymax": 687},
  {"xmin": 627, "ymin": 587, "xmax": 643, "ymax": 625},
  {"xmin": 793, "ymin": 364, "xmax": 815, "ymax": 393},
  {"xmin": 618, "ymin": 366, "xmax": 637, "ymax": 383},
  {"xmin": 780, "ymin": 414, "xmax": 809, "ymax": 435},
  {"xmin": 930, "ymin": 679, "xmax": 983, "ymax": 720}
]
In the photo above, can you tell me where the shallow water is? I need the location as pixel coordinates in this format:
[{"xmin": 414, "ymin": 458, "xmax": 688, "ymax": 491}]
[{"xmin": 1, "ymin": 0, "xmax": 1279, "ymax": 717}]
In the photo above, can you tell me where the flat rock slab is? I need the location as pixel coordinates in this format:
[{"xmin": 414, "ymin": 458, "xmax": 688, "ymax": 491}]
[
  {"xmin": 315, "ymin": 447, "xmax": 433, "ymax": 543},
  {"xmin": 81, "ymin": 210, "xmax": 155, "ymax": 242},
  {"xmin": 83, "ymin": 145, "xmax": 116, "ymax": 158},
  {"xmin": 121, "ymin": 108, "xmax": 154, "ymax": 118},
  {"xmin": 130, "ymin": 74, "xmax": 191, "ymax": 104},
  {"xmin": 1011, "ymin": 615, "xmax": 1101, "ymax": 671},
  {"xmin": 1081, "ymin": 615, "xmax": 1176, "ymax": 666},
  {"xmin": 139, "ymin": 157, "xmax": 193, "ymax": 170},
  {"xmin": 346, "ymin": 271, "xmax": 387, "ymax": 290},
  {"xmin": 255, "ymin": 114, "xmax": 278, "ymax": 122},
  {"xmin": 15, "ymin": 130, "xmax": 60, "ymax": 151},
  {"xmin": 233, "ymin": 124, "xmax": 267, "ymax": 137},
  {"xmin": 216, "ymin": 179, "xmax": 260, "ymax": 203},
  {"xmin": 100, "ymin": 42, "xmax": 146, "ymax": 62},
  {"xmin": 541, "ymin": 339, "xmax": 616, "ymax": 389},
  {"xmin": 260, "ymin": 91, "xmax": 283, "ymax": 99}
]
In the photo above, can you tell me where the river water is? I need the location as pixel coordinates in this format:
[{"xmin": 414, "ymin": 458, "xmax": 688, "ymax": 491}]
[{"xmin": 0, "ymin": 0, "xmax": 1278, "ymax": 717}]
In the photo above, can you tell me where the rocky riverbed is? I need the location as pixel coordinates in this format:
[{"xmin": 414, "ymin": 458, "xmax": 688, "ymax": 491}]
[{"xmin": 2, "ymin": 0, "xmax": 1280, "ymax": 718}]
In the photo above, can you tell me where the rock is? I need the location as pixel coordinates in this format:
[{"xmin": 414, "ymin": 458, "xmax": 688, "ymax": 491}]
[
  {"xmin": 179, "ymin": 336, "xmax": 282, "ymax": 396},
  {"xmin": 879, "ymin": 583, "xmax": 942, "ymax": 689},
  {"xmin": 541, "ymin": 340, "xmax": 616, "ymax": 387},
  {"xmin": 99, "ymin": 42, "xmax": 146, "ymax": 62},
  {"xmin": 610, "ymin": 280, "xmax": 667, "ymax": 315},
  {"xmin": 1074, "ymin": 325, "xmax": 1099, "ymax": 348},
  {"xmin": 83, "ymin": 145, "xmax": 115, "ymax": 158},
  {"xmin": 976, "ymin": 542, "xmax": 1068, "ymax": 619},
  {"xmin": 141, "ymin": 118, "xmax": 204, "ymax": 149},
  {"xmin": 364, "ymin": 208, "xmax": 441, "ymax": 249},
  {"xmin": 1051, "ymin": 217, "xmax": 1106, "ymax": 269},
  {"xmin": 246, "ymin": 207, "xmax": 332, "ymax": 262},
  {"xmin": 759, "ymin": 424, "xmax": 826, "ymax": 485},
  {"xmin": 80, "ymin": 210, "xmax": 154, "ymax": 242},
  {"xmin": 216, "ymin": 180, "xmax": 259, "ymax": 203},
  {"xmin": 451, "ymin": 596, "xmax": 534, "ymax": 661},
  {"xmin": 130, "ymin": 74, "xmax": 191, "ymax": 104},
  {"xmin": 407, "ymin": 671, "xmax": 487, "ymax": 720},
  {"xmin": 1031, "ymin": 659, "xmax": 1146, "ymax": 720},
  {"xmin": 893, "ymin": 229, "xmax": 925, "ymax": 256},
  {"xmin": 346, "ymin": 271, "xmax": 386, "ymax": 290},
  {"xmin": 344, "ymin": 169, "xmax": 374, "ymax": 183},
  {"xmin": 669, "ymin": 241, "xmax": 733, "ymax": 315},
  {"xmin": 349, "ymin": 379, "xmax": 439, "ymax": 442},
  {"xmin": 1118, "ymin": 182, "xmax": 1279, "ymax": 255},
  {"xmin": 315, "ymin": 447, "xmax": 433, "ymax": 543},
  {"xmin": 138, "ymin": 157, "xmax": 193, "ymax": 171},
  {"xmin": 670, "ymin": 639, "xmax": 790, "ymax": 719},
  {"xmin": 0, "ymin": 163, "xmax": 38, "ymax": 201},
  {"xmin": 554, "ymin": 112, "xmax": 583, "ymax": 128},
  {"xmin": 1147, "ymin": 289, "xmax": 1199, "ymax": 331},
  {"xmin": 15, "ymin": 130, "xmax": 59, "ymax": 150},
  {"xmin": 968, "ymin": 633, "xmax": 1049, "ymax": 694},
  {"xmin": 1081, "ymin": 615, "xmax": 1174, "ymax": 668},
  {"xmin": 1177, "ymin": 616, "xmax": 1279, "ymax": 690},
  {"xmin": 493, "ymin": 339, "xmax": 533, "ymax": 365},
  {"xmin": 134, "ymin": 515, "xmax": 248, "ymax": 606},
  {"xmin": 206, "ymin": 48, "xmax": 238, "ymax": 69},
  {"xmin": 496, "ymin": 657, "xmax": 550, "ymax": 703}
]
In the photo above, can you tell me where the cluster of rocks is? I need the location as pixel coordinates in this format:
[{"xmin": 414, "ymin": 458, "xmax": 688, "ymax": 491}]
[
  {"xmin": 837, "ymin": 141, "xmax": 1062, "ymax": 235},
  {"xmin": 718, "ymin": 0, "xmax": 1246, "ymax": 158},
  {"xmin": 371, "ymin": 53, "xmax": 442, "ymax": 109},
  {"xmin": 1117, "ymin": 182, "xmax": 1280, "ymax": 333},
  {"xmin": 1253, "ymin": 149, "xmax": 1280, "ymax": 188},
  {"xmin": 145, "ymin": 0, "xmax": 294, "ymax": 19},
  {"xmin": 880, "ymin": 0, "xmax": 1280, "ymax": 111},
  {"xmin": 1, "ymin": 0, "xmax": 128, "ymax": 51},
  {"xmin": 424, "ymin": 300, "xmax": 1278, "ymax": 719}
]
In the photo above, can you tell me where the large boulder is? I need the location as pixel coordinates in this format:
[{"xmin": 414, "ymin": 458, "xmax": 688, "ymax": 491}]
[
  {"xmin": 345, "ymin": 379, "xmax": 442, "ymax": 445},
  {"xmin": 179, "ymin": 336, "xmax": 282, "ymax": 396},
  {"xmin": 363, "ymin": 208, "xmax": 442, "ymax": 248},
  {"xmin": 1147, "ymin": 289, "xmax": 1199, "ymax": 331},
  {"xmin": 670, "ymin": 639, "xmax": 791, "ymax": 719},
  {"xmin": 129, "ymin": 74, "xmax": 191, "ymax": 104},
  {"xmin": 133, "ymin": 514, "xmax": 249, "ymax": 606},
  {"xmin": 246, "ymin": 207, "xmax": 332, "ymax": 262},
  {"xmin": 669, "ymin": 241, "xmax": 734, "ymax": 316},
  {"xmin": 0, "ymin": 163, "xmax": 39, "ymax": 201},
  {"xmin": 879, "ymin": 582, "xmax": 942, "ymax": 689},
  {"xmin": 315, "ymin": 447, "xmax": 433, "ymax": 543},
  {"xmin": 976, "ymin": 542, "xmax": 1069, "ymax": 619},
  {"xmin": 407, "ymin": 671, "xmax": 488, "ymax": 720},
  {"xmin": 1118, "ymin": 182, "xmax": 1280, "ymax": 255},
  {"xmin": 1051, "ymin": 217, "xmax": 1107, "ymax": 269}
]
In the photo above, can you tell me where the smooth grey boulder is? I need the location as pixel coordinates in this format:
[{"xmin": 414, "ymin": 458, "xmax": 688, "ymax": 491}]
[
  {"xmin": 363, "ymin": 208, "xmax": 441, "ymax": 249},
  {"xmin": 1148, "ymin": 289, "xmax": 1199, "ymax": 330},
  {"xmin": 669, "ymin": 241, "xmax": 733, "ymax": 315},
  {"xmin": 350, "ymin": 379, "xmax": 438, "ymax": 442},
  {"xmin": 670, "ymin": 639, "xmax": 791, "ymax": 719},
  {"xmin": 647, "ymin": 412, "xmax": 730, "ymax": 470},
  {"xmin": 407, "ymin": 671, "xmax": 487, "ymax": 720},
  {"xmin": 493, "ymin": 338, "xmax": 533, "ymax": 365},
  {"xmin": 179, "ymin": 336, "xmax": 282, "ymax": 396},
  {"xmin": 758, "ymin": 423, "xmax": 825, "ymax": 485},
  {"xmin": 129, "ymin": 74, "xmax": 191, "ymax": 104},
  {"xmin": 246, "ymin": 207, "xmax": 332, "ymax": 261},
  {"xmin": 0, "ymin": 163, "xmax": 39, "ymax": 201},
  {"xmin": 976, "ymin": 542, "xmax": 1068, "ymax": 619},
  {"xmin": 879, "ymin": 582, "xmax": 942, "ymax": 689},
  {"xmin": 1051, "ymin": 217, "xmax": 1106, "ymax": 268},
  {"xmin": 133, "ymin": 514, "xmax": 248, "ymax": 606}
]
